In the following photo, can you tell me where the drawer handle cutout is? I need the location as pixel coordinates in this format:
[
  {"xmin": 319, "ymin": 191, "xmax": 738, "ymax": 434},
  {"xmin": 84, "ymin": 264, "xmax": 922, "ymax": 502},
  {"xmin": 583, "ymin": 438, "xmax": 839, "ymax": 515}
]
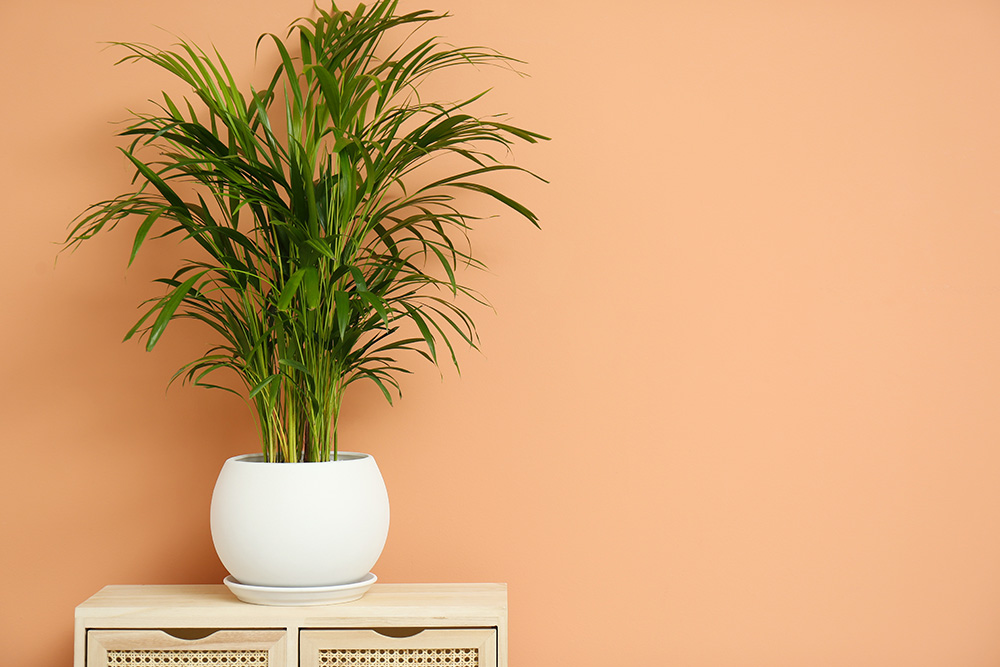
[
  {"xmin": 160, "ymin": 628, "xmax": 222, "ymax": 640},
  {"xmin": 374, "ymin": 627, "xmax": 425, "ymax": 638}
]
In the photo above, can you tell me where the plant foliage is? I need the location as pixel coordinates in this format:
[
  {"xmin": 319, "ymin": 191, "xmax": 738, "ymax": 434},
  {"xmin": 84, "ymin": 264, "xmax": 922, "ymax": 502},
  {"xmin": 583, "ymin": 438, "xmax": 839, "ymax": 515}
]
[{"xmin": 66, "ymin": 0, "xmax": 546, "ymax": 462}]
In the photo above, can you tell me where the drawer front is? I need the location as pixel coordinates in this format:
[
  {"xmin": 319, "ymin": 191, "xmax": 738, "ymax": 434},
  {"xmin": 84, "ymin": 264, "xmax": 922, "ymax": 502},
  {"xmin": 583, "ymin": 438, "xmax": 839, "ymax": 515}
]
[
  {"xmin": 301, "ymin": 628, "xmax": 496, "ymax": 667},
  {"xmin": 87, "ymin": 630, "xmax": 286, "ymax": 667}
]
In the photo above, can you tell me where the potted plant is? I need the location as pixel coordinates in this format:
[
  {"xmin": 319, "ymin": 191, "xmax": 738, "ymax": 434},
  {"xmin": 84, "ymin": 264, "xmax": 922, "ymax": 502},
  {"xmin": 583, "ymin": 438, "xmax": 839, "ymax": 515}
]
[{"xmin": 66, "ymin": 0, "xmax": 545, "ymax": 602}]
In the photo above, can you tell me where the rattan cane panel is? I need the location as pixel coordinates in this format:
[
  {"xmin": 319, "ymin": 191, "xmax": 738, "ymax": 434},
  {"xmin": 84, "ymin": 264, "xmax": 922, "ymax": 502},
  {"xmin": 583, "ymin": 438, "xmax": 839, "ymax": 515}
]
[
  {"xmin": 107, "ymin": 650, "xmax": 270, "ymax": 666},
  {"xmin": 317, "ymin": 647, "xmax": 479, "ymax": 666}
]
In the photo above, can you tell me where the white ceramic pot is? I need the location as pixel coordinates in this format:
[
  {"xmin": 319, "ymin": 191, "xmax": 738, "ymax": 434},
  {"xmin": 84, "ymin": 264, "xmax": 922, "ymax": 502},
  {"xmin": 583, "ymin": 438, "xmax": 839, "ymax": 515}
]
[{"xmin": 210, "ymin": 452, "xmax": 390, "ymax": 588}]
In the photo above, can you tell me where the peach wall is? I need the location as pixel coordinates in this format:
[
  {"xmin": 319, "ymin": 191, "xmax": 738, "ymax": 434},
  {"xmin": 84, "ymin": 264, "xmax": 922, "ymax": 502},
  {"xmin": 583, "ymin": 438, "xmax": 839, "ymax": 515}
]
[{"xmin": 3, "ymin": 1, "xmax": 1000, "ymax": 664}]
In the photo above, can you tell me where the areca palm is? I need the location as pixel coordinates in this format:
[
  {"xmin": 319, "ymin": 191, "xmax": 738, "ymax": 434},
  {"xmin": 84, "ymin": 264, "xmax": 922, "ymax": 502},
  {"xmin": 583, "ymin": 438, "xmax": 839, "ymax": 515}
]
[{"xmin": 67, "ymin": 0, "xmax": 546, "ymax": 462}]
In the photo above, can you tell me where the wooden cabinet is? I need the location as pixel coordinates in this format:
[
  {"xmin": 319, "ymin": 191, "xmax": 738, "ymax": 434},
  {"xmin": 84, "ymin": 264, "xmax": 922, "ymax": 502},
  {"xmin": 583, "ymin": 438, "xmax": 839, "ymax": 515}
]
[{"xmin": 75, "ymin": 584, "xmax": 507, "ymax": 667}]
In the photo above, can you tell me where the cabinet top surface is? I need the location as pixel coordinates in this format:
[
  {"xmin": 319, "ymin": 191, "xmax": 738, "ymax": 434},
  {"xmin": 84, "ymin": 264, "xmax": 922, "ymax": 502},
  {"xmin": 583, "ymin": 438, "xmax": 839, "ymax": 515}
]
[{"xmin": 76, "ymin": 583, "xmax": 507, "ymax": 625}]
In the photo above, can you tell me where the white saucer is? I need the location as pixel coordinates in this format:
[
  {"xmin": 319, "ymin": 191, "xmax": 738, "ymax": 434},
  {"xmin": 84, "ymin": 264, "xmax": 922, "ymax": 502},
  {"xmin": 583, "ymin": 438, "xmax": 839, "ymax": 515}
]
[{"xmin": 223, "ymin": 572, "xmax": 377, "ymax": 606}]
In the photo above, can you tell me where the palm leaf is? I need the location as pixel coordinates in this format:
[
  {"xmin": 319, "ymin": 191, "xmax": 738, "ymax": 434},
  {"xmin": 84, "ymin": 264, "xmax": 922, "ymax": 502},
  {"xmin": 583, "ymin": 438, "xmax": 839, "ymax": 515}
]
[{"xmin": 65, "ymin": 0, "xmax": 547, "ymax": 462}]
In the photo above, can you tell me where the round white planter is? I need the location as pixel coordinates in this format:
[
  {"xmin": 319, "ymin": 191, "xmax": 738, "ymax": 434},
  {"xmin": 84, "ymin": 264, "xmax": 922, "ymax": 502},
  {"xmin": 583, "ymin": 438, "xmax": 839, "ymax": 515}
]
[{"xmin": 210, "ymin": 452, "xmax": 389, "ymax": 588}]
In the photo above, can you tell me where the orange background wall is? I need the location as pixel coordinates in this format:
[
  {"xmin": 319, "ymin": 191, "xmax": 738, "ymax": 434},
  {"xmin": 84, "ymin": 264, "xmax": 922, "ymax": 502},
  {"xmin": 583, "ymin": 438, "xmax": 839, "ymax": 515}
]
[{"xmin": 4, "ymin": 1, "xmax": 1000, "ymax": 664}]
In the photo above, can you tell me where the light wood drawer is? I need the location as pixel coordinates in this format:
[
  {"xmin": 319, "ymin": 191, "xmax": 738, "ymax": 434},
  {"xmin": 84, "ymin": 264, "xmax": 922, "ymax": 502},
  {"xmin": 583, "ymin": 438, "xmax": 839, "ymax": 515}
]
[
  {"xmin": 301, "ymin": 628, "xmax": 497, "ymax": 667},
  {"xmin": 87, "ymin": 629, "xmax": 286, "ymax": 666}
]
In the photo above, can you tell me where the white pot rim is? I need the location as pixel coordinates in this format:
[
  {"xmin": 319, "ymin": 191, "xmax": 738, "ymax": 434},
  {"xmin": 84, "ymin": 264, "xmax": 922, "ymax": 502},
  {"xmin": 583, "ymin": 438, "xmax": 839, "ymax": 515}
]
[{"xmin": 229, "ymin": 452, "xmax": 372, "ymax": 464}]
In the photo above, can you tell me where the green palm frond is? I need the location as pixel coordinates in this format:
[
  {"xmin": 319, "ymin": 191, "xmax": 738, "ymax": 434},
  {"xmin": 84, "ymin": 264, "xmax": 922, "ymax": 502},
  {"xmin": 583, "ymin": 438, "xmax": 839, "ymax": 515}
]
[{"xmin": 66, "ymin": 0, "xmax": 547, "ymax": 462}]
